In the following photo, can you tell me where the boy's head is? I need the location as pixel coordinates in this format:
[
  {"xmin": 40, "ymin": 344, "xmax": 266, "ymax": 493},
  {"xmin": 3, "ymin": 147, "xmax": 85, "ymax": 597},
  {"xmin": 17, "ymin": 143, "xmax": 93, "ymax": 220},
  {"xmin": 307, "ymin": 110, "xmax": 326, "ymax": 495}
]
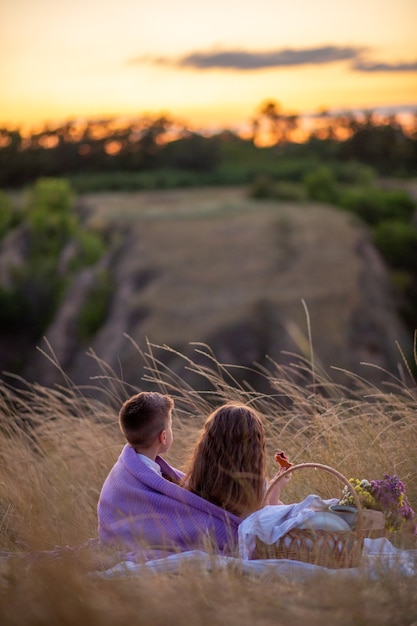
[{"xmin": 119, "ymin": 391, "xmax": 174, "ymax": 451}]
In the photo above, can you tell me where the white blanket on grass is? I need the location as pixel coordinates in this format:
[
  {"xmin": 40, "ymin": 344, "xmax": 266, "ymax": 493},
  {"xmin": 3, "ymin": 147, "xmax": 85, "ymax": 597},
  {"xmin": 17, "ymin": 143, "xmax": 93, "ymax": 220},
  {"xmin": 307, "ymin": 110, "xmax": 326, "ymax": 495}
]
[
  {"xmin": 97, "ymin": 538, "xmax": 417, "ymax": 579},
  {"xmin": 97, "ymin": 495, "xmax": 417, "ymax": 580}
]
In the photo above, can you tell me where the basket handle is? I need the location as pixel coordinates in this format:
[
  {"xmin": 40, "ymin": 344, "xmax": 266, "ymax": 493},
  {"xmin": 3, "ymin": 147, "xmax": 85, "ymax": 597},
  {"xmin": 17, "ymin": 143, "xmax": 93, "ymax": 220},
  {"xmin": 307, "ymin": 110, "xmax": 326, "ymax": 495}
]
[{"xmin": 264, "ymin": 462, "xmax": 364, "ymax": 535}]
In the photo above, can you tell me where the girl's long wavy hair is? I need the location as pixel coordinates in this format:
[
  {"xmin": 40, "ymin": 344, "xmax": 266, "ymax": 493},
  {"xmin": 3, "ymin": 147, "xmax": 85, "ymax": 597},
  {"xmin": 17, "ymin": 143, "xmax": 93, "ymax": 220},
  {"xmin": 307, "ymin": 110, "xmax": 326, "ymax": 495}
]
[{"xmin": 183, "ymin": 403, "xmax": 267, "ymax": 518}]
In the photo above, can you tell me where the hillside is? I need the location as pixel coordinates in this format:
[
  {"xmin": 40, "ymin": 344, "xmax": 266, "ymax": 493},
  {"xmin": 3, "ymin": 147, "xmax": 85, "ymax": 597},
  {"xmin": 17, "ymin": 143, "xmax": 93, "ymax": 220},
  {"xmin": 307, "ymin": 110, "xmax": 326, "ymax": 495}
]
[{"xmin": 1, "ymin": 186, "xmax": 412, "ymax": 392}]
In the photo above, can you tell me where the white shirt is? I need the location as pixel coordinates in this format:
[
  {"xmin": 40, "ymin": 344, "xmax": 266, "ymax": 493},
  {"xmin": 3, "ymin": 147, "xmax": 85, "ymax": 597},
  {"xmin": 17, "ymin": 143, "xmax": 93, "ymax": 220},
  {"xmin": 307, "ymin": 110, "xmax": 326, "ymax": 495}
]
[{"xmin": 136, "ymin": 452, "xmax": 163, "ymax": 476}]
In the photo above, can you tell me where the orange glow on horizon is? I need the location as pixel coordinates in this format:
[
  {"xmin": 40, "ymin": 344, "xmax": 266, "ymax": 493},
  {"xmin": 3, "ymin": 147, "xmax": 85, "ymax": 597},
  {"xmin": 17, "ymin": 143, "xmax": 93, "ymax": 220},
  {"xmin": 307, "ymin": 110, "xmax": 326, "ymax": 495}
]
[
  {"xmin": 104, "ymin": 140, "xmax": 123, "ymax": 155},
  {"xmin": 1, "ymin": 0, "xmax": 416, "ymax": 140},
  {"xmin": 2, "ymin": 108, "xmax": 415, "ymax": 154}
]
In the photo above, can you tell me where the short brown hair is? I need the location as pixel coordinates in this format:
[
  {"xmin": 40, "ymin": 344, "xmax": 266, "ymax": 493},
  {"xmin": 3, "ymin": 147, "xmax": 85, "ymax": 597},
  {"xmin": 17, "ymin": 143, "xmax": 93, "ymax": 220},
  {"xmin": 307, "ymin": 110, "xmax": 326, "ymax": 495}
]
[{"xmin": 119, "ymin": 391, "xmax": 174, "ymax": 448}]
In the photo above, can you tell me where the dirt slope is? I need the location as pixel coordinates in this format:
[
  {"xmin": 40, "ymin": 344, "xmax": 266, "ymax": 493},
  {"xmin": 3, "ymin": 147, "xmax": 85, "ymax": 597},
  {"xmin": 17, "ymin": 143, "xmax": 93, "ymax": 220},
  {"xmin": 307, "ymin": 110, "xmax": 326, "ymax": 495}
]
[{"xmin": 10, "ymin": 187, "xmax": 413, "ymax": 391}]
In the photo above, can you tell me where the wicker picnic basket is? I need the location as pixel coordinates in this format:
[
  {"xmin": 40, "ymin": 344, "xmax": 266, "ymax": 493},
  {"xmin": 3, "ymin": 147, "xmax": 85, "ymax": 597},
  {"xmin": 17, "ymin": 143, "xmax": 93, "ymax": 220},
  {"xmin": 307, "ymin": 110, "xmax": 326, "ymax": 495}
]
[{"xmin": 254, "ymin": 463, "xmax": 364, "ymax": 569}]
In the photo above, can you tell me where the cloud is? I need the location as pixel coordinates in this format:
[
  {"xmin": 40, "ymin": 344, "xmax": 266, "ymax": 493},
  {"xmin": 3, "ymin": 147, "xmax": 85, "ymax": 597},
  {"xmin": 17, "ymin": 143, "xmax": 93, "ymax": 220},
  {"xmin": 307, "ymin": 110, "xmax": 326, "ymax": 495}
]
[
  {"xmin": 353, "ymin": 60, "xmax": 417, "ymax": 72},
  {"xmin": 129, "ymin": 46, "xmax": 364, "ymax": 71},
  {"xmin": 177, "ymin": 46, "xmax": 362, "ymax": 70},
  {"xmin": 129, "ymin": 46, "xmax": 417, "ymax": 74}
]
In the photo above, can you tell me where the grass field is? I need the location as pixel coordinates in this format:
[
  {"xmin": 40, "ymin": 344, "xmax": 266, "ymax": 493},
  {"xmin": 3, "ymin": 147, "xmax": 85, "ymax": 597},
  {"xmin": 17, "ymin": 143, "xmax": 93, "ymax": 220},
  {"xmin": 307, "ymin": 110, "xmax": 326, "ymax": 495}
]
[{"xmin": 1, "ymin": 340, "xmax": 416, "ymax": 625}]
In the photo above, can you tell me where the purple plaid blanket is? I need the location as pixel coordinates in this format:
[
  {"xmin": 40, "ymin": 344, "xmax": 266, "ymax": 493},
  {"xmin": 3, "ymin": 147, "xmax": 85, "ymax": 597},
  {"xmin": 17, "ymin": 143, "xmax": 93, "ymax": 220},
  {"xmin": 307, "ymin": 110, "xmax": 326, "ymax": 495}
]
[{"xmin": 97, "ymin": 444, "xmax": 242, "ymax": 559}]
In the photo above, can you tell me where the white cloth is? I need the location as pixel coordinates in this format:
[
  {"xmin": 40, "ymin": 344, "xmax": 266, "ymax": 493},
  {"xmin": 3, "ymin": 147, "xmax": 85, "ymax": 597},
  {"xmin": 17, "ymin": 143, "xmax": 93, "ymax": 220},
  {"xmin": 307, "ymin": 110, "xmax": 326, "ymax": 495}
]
[
  {"xmin": 238, "ymin": 494, "xmax": 337, "ymax": 559},
  {"xmin": 95, "ymin": 492, "xmax": 417, "ymax": 580},
  {"xmin": 97, "ymin": 538, "xmax": 417, "ymax": 579}
]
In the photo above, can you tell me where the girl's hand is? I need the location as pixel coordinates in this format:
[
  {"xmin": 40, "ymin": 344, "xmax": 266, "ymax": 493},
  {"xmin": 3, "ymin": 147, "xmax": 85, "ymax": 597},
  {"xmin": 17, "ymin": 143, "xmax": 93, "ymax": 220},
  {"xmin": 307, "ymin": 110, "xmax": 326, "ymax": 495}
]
[
  {"xmin": 272, "ymin": 467, "xmax": 292, "ymax": 491},
  {"xmin": 264, "ymin": 469, "xmax": 292, "ymax": 506}
]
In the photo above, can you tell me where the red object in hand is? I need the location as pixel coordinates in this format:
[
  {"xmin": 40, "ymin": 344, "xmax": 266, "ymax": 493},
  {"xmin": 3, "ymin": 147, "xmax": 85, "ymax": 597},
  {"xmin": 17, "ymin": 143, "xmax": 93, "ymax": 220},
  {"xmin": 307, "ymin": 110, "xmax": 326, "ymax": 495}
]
[{"xmin": 274, "ymin": 451, "xmax": 293, "ymax": 469}]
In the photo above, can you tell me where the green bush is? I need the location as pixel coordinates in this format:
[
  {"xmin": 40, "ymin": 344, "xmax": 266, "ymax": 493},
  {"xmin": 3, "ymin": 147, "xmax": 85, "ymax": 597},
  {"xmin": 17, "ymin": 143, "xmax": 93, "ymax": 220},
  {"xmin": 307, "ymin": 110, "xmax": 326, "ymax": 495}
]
[
  {"xmin": 0, "ymin": 192, "xmax": 12, "ymax": 239},
  {"xmin": 1, "ymin": 178, "xmax": 108, "ymax": 341},
  {"xmin": 303, "ymin": 166, "xmax": 338, "ymax": 204},
  {"xmin": 273, "ymin": 181, "xmax": 306, "ymax": 201},
  {"xmin": 381, "ymin": 189, "xmax": 415, "ymax": 222},
  {"xmin": 0, "ymin": 192, "xmax": 21, "ymax": 240},
  {"xmin": 270, "ymin": 157, "xmax": 320, "ymax": 182},
  {"xmin": 77, "ymin": 270, "xmax": 113, "ymax": 341},
  {"xmin": 332, "ymin": 161, "xmax": 376, "ymax": 185},
  {"xmin": 373, "ymin": 220, "xmax": 417, "ymax": 271},
  {"xmin": 29, "ymin": 177, "xmax": 73, "ymax": 212},
  {"xmin": 26, "ymin": 178, "xmax": 77, "ymax": 257},
  {"xmin": 71, "ymin": 231, "xmax": 107, "ymax": 270},
  {"xmin": 338, "ymin": 188, "xmax": 384, "ymax": 225},
  {"xmin": 248, "ymin": 176, "xmax": 306, "ymax": 201},
  {"xmin": 338, "ymin": 188, "xmax": 415, "ymax": 226},
  {"xmin": 69, "ymin": 170, "xmax": 209, "ymax": 193},
  {"xmin": 249, "ymin": 175, "xmax": 275, "ymax": 199}
]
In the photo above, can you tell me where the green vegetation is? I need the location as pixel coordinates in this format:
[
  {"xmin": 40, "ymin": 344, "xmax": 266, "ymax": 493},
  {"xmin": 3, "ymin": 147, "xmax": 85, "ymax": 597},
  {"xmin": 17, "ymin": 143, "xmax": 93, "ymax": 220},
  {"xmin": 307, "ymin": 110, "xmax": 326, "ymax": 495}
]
[
  {"xmin": 248, "ymin": 158, "xmax": 417, "ymax": 337},
  {"xmin": 373, "ymin": 221, "xmax": 417, "ymax": 271},
  {"xmin": 69, "ymin": 231, "xmax": 106, "ymax": 271},
  {"xmin": 0, "ymin": 178, "xmax": 108, "ymax": 340},
  {"xmin": 1, "ymin": 108, "xmax": 416, "ymax": 190},
  {"xmin": 249, "ymin": 159, "xmax": 377, "ymax": 203},
  {"xmin": 336, "ymin": 185, "xmax": 416, "ymax": 332},
  {"xmin": 0, "ymin": 118, "xmax": 416, "ymax": 377},
  {"xmin": 303, "ymin": 166, "xmax": 339, "ymax": 204},
  {"xmin": 77, "ymin": 269, "xmax": 113, "ymax": 341},
  {"xmin": 27, "ymin": 178, "xmax": 77, "ymax": 257},
  {"xmin": 69, "ymin": 169, "xmax": 215, "ymax": 193},
  {"xmin": 338, "ymin": 187, "xmax": 415, "ymax": 226},
  {"xmin": 0, "ymin": 342, "xmax": 416, "ymax": 624},
  {"xmin": 0, "ymin": 191, "xmax": 22, "ymax": 240}
]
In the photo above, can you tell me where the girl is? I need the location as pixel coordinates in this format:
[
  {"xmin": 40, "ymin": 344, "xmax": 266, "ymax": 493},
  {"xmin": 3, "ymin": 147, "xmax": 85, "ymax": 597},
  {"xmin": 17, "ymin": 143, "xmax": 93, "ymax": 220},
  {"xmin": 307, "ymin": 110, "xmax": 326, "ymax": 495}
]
[{"xmin": 183, "ymin": 403, "xmax": 289, "ymax": 518}]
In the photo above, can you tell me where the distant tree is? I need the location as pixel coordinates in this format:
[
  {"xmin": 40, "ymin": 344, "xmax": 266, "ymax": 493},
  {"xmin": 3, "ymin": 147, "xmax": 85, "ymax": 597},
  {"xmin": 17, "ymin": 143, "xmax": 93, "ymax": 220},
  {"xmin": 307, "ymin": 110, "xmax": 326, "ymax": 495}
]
[
  {"xmin": 160, "ymin": 131, "xmax": 220, "ymax": 172},
  {"xmin": 256, "ymin": 100, "xmax": 299, "ymax": 146},
  {"xmin": 0, "ymin": 129, "xmax": 24, "ymax": 186},
  {"xmin": 339, "ymin": 115, "xmax": 414, "ymax": 175}
]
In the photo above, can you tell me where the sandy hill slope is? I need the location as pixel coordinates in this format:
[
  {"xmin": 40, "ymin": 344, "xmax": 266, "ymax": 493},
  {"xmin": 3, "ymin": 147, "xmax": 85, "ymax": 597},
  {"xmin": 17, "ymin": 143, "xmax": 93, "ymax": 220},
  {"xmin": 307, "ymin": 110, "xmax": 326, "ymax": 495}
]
[{"xmin": 7, "ymin": 186, "xmax": 412, "ymax": 392}]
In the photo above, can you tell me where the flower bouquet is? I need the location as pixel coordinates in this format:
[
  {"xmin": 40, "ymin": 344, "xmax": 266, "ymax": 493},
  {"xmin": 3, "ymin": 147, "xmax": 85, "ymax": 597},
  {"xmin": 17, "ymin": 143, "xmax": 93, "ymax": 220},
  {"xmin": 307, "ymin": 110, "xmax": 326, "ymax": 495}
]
[{"xmin": 338, "ymin": 474, "xmax": 415, "ymax": 534}]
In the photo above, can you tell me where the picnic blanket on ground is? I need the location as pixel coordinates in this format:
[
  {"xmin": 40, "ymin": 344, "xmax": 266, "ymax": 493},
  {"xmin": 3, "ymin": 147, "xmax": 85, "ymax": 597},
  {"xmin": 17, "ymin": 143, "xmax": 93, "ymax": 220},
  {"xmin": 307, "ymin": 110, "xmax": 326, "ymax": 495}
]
[
  {"xmin": 97, "ymin": 490, "xmax": 417, "ymax": 579},
  {"xmin": 97, "ymin": 538, "xmax": 417, "ymax": 580},
  {"xmin": 2, "ymin": 538, "xmax": 416, "ymax": 581},
  {"xmin": 3, "ymin": 483, "xmax": 416, "ymax": 580},
  {"xmin": 97, "ymin": 444, "xmax": 242, "ymax": 558}
]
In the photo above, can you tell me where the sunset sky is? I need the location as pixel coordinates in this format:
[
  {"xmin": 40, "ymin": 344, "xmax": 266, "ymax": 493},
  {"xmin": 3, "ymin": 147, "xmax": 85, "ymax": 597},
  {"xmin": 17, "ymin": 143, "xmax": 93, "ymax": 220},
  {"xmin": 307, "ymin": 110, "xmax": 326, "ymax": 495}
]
[{"xmin": 1, "ymin": 0, "xmax": 417, "ymax": 134}]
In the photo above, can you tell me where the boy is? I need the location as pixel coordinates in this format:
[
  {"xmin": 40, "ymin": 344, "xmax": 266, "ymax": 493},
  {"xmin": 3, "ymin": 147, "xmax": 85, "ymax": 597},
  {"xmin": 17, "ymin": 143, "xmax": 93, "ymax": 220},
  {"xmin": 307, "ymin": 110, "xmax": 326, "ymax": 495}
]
[
  {"xmin": 118, "ymin": 391, "xmax": 174, "ymax": 478},
  {"xmin": 97, "ymin": 391, "xmax": 241, "ymax": 559}
]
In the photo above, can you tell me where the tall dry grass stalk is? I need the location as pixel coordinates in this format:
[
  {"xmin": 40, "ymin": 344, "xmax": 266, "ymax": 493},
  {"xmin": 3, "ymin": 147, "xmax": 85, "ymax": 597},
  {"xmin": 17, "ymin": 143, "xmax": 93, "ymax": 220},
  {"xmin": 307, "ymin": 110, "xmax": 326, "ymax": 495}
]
[{"xmin": 1, "ymin": 337, "xmax": 416, "ymax": 625}]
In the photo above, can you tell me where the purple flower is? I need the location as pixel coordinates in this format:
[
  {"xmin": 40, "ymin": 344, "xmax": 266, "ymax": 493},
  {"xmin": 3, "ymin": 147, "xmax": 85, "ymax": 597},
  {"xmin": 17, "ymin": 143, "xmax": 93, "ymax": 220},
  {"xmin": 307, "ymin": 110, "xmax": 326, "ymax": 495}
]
[{"xmin": 369, "ymin": 474, "xmax": 415, "ymax": 531}]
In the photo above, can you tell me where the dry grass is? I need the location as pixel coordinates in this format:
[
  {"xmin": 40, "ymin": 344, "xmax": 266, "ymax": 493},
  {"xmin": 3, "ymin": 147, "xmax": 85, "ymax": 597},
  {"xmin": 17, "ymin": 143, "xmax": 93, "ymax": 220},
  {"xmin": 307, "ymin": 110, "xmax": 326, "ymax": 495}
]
[{"xmin": 1, "ymin": 339, "xmax": 417, "ymax": 625}]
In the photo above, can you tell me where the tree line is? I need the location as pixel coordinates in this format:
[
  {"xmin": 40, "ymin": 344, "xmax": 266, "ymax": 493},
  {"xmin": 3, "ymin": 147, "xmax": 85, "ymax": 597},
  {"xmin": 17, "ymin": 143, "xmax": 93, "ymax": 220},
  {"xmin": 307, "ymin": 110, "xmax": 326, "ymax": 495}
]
[{"xmin": 1, "ymin": 103, "xmax": 416, "ymax": 189}]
